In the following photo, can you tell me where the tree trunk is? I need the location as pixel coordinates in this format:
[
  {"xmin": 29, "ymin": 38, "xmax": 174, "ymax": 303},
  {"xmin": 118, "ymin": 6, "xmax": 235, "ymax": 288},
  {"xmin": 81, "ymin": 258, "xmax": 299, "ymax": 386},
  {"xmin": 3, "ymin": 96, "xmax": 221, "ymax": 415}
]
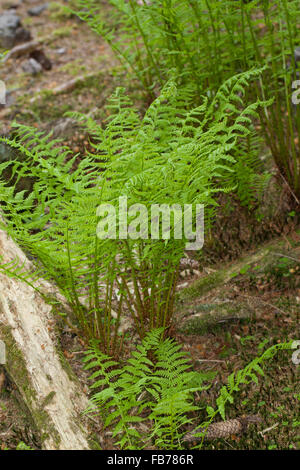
[{"xmin": 0, "ymin": 227, "xmax": 92, "ymax": 450}]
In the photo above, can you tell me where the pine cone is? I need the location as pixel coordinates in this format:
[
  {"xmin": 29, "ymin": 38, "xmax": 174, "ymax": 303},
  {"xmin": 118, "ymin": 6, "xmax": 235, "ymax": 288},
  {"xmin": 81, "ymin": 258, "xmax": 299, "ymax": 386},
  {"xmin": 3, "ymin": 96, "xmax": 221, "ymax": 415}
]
[{"xmin": 184, "ymin": 415, "xmax": 262, "ymax": 442}]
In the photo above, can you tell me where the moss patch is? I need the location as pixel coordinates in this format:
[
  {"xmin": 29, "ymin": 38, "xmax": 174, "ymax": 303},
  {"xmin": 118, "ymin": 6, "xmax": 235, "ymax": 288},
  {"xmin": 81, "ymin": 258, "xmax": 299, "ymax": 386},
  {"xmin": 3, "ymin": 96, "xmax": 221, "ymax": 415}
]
[{"xmin": 0, "ymin": 324, "xmax": 61, "ymax": 448}]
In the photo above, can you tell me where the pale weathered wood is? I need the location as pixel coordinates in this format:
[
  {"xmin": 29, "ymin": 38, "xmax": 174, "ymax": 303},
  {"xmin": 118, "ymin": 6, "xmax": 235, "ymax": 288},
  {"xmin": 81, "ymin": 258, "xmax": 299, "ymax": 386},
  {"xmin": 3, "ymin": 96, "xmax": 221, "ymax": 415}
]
[{"xmin": 0, "ymin": 227, "xmax": 92, "ymax": 450}]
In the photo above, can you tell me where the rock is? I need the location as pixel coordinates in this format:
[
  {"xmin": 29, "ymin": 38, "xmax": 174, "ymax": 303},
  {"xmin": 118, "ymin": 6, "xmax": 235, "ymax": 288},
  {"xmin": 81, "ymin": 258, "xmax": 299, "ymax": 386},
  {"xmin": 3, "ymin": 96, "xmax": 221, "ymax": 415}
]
[
  {"xmin": 192, "ymin": 269, "xmax": 201, "ymax": 276},
  {"xmin": 180, "ymin": 269, "xmax": 190, "ymax": 278},
  {"xmin": 45, "ymin": 117, "xmax": 79, "ymax": 139},
  {"xmin": 0, "ymin": 12, "xmax": 20, "ymax": 48},
  {"xmin": 0, "ymin": 12, "xmax": 31, "ymax": 48},
  {"xmin": 29, "ymin": 49, "xmax": 52, "ymax": 70},
  {"xmin": 0, "ymin": 141, "xmax": 18, "ymax": 163},
  {"xmin": 5, "ymin": 89, "xmax": 16, "ymax": 106},
  {"xmin": 22, "ymin": 57, "xmax": 42, "ymax": 75},
  {"xmin": 0, "ymin": 80, "xmax": 5, "ymax": 106},
  {"xmin": 55, "ymin": 47, "xmax": 66, "ymax": 55},
  {"xmin": 27, "ymin": 3, "xmax": 48, "ymax": 16},
  {"xmin": 0, "ymin": 88, "xmax": 16, "ymax": 109}
]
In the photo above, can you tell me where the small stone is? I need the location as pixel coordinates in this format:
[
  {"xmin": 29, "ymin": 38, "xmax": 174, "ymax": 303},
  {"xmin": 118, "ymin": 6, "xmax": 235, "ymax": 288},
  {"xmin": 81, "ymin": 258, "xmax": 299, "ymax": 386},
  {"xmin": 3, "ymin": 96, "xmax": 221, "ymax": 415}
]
[
  {"xmin": 192, "ymin": 269, "xmax": 201, "ymax": 276},
  {"xmin": 180, "ymin": 269, "xmax": 189, "ymax": 278},
  {"xmin": 3, "ymin": 89, "xmax": 16, "ymax": 107},
  {"xmin": 22, "ymin": 57, "xmax": 43, "ymax": 75},
  {"xmin": 55, "ymin": 47, "xmax": 66, "ymax": 55},
  {"xmin": 44, "ymin": 118, "xmax": 79, "ymax": 140},
  {"xmin": 27, "ymin": 4, "xmax": 48, "ymax": 16}
]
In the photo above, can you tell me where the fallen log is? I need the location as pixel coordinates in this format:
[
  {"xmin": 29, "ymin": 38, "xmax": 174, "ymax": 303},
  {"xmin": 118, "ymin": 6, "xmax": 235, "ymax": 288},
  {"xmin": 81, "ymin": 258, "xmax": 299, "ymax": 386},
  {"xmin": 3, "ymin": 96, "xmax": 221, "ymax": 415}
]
[{"xmin": 0, "ymin": 226, "xmax": 92, "ymax": 450}]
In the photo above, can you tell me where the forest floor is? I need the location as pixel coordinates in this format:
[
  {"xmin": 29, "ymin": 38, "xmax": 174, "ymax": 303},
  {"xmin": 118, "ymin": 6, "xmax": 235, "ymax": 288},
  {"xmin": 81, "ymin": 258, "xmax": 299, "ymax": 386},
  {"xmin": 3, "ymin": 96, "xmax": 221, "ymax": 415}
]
[
  {"xmin": 175, "ymin": 234, "xmax": 300, "ymax": 450},
  {"xmin": 0, "ymin": 0, "xmax": 299, "ymax": 451},
  {"xmin": 0, "ymin": 0, "xmax": 142, "ymax": 140},
  {"xmin": 1, "ymin": 231, "xmax": 299, "ymax": 450}
]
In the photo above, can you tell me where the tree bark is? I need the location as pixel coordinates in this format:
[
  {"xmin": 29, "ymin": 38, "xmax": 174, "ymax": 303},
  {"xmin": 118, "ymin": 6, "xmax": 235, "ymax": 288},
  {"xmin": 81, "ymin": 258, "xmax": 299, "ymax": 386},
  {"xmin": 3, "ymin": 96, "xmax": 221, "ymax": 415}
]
[{"xmin": 0, "ymin": 227, "xmax": 92, "ymax": 450}]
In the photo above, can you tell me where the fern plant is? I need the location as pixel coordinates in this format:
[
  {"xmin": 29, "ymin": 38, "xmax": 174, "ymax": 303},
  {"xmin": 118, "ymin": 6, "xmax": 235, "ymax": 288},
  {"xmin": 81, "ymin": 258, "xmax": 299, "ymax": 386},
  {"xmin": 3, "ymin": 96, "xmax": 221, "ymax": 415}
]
[
  {"xmin": 74, "ymin": 0, "xmax": 300, "ymax": 198},
  {"xmin": 0, "ymin": 71, "xmax": 267, "ymax": 353},
  {"xmin": 84, "ymin": 327, "xmax": 295, "ymax": 449},
  {"xmin": 83, "ymin": 328, "xmax": 213, "ymax": 449}
]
